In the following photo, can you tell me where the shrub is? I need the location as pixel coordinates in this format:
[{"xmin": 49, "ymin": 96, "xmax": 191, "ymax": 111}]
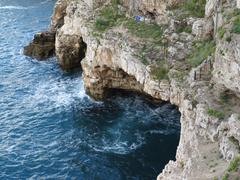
[
  {"xmin": 94, "ymin": 1, "xmax": 124, "ymax": 32},
  {"xmin": 176, "ymin": 25, "xmax": 192, "ymax": 34},
  {"xmin": 222, "ymin": 173, "xmax": 229, "ymax": 180},
  {"xmin": 151, "ymin": 63, "xmax": 169, "ymax": 80},
  {"xmin": 180, "ymin": 0, "xmax": 206, "ymax": 18},
  {"xmin": 218, "ymin": 27, "xmax": 226, "ymax": 39},
  {"xmin": 124, "ymin": 19, "xmax": 163, "ymax": 42},
  {"xmin": 232, "ymin": 16, "xmax": 240, "ymax": 34},
  {"xmin": 207, "ymin": 108, "xmax": 225, "ymax": 119},
  {"xmin": 95, "ymin": 18, "xmax": 112, "ymax": 31},
  {"xmin": 219, "ymin": 91, "xmax": 230, "ymax": 104},
  {"xmin": 232, "ymin": 9, "xmax": 240, "ymax": 16},
  {"xmin": 228, "ymin": 156, "xmax": 240, "ymax": 172},
  {"xmin": 187, "ymin": 40, "xmax": 216, "ymax": 67}
]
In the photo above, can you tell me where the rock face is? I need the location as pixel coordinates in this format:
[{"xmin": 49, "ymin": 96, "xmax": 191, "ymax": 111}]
[
  {"xmin": 28, "ymin": 0, "xmax": 240, "ymax": 179},
  {"xmin": 213, "ymin": 34, "xmax": 240, "ymax": 98},
  {"xmin": 56, "ymin": 32, "xmax": 87, "ymax": 70},
  {"xmin": 24, "ymin": 0, "xmax": 69, "ymax": 61},
  {"xmin": 23, "ymin": 32, "xmax": 55, "ymax": 60},
  {"xmin": 50, "ymin": 0, "xmax": 69, "ymax": 32},
  {"xmin": 121, "ymin": 0, "xmax": 182, "ymax": 24},
  {"xmin": 192, "ymin": 19, "xmax": 213, "ymax": 39}
]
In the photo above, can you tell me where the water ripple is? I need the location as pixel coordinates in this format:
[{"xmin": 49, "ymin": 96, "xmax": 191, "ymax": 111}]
[
  {"xmin": 0, "ymin": 6, "xmax": 28, "ymax": 10},
  {"xmin": 0, "ymin": 0, "xmax": 180, "ymax": 179}
]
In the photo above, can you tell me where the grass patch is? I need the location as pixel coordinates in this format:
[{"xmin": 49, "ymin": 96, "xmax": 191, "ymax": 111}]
[
  {"xmin": 228, "ymin": 156, "xmax": 240, "ymax": 172},
  {"xmin": 187, "ymin": 40, "xmax": 215, "ymax": 67},
  {"xmin": 218, "ymin": 27, "xmax": 226, "ymax": 39},
  {"xmin": 170, "ymin": 70, "xmax": 188, "ymax": 83},
  {"xmin": 133, "ymin": 44, "xmax": 166, "ymax": 65},
  {"xmin": 219, "ymin": 91, "xmax": 230, "ymax": 104},
  {"xmin": 228, "ymin": 9, "xmax": 240, "ymax": 34},
  {"xmin": 231, "ymin": 9, "xmax": 240, "ymax": 17},
  {"xmin": 176, "ymin": 25, "xmax": 192, "ymax": 34},
  {"xmin": 95, "ymin": 0, "xmax": 125, "ymax": 32},
  {"xmin": 222, "ymin": 173, "xmax": 229, "ymax": 180},
  {"xmin": 178, "ymin": 0, "xmax": 206, "ymax": 18},
  {"xmin": 95, "ymin": 0, "xmax": 164, "ymax": 43},
  {"xmin": 124, "ymin": 19, "xmax": 164, "ymax": 42},
  {"xmin": 134, "ymin": 45, "xmax": 150, "ymax": 65},
  {"xmin": 150, "ymin": 62, "xmax": 169, "ymax": 80},
  {"xmin": 232, "ymin": 16, "xmax": 240, "ymax": 34},
  {"xmin": 207, "ymin": 108, "xmax": 225, "ymax": 119}
]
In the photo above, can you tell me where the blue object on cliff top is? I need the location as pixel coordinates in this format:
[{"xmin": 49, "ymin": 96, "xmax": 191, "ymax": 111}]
[{"xmin": 135, "ymin": 16, "xmax": 144, "ymax": 22}]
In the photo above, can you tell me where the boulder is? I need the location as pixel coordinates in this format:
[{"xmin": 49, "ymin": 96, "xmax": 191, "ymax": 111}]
[
  {"xmin": 23, "ymin": 32, "xmax": 55, "ymax": 60},
  {"xmin": 192, "ymin": 19, "xmax": 213, "ymax": 39}
]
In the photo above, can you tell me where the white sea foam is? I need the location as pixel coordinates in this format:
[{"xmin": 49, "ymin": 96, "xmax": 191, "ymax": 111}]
[
  {"xmin": 89, "ymin": 133, "xmax": 145, "ymax": 155},
  {"xmin": 40, "ymin": 0, "xmax": 52, "ymax": 5},
  {"xmin": 23, "ymin": 77, "xmax": 88, "ymax": 109},
  {"xmin": 0, "ymin": 6, "xmax": 28, "ymax": 10}
]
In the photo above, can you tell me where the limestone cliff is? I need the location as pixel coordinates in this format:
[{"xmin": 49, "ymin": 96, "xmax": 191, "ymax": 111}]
[{"xmin": 25, "ymin": 0, "xmax": 240, "ymax": 179}]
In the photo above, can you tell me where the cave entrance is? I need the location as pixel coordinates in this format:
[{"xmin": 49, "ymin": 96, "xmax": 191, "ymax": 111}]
[
  {"xmin": 80, "ymin": 52, "xmax": 181, "ymax": 179},
  {"xmin": 79, "ymin": 37, "xmax": 87, "ymax": 65}
]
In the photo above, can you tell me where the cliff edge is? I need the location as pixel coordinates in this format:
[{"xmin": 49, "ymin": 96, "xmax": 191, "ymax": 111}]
[{"xmin": 25, "ymin": 0, "xmax": 240, "ymax": 179}]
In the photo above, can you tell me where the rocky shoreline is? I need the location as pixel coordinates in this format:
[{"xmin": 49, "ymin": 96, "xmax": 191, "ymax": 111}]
[{"xmin": 25, "ymin": 0, "xmax": 240, "ymax": 179}]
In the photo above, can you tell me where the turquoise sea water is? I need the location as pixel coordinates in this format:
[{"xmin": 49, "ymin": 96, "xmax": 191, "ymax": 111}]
[{"xmin": 0, "ymin": 0, "xmax": 181, "ymax": 179}]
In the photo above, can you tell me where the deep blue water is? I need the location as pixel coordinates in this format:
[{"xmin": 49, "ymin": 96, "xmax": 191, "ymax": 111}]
[{"xmin": 0, "ymin": 0, "xmax": 181, "ymax": 179}]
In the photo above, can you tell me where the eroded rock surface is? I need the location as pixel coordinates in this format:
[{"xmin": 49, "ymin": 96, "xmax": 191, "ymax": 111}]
[
  {"xmin": 24, "ymin": 0, "xmax": 69, "ymax": 61},
  {"xmin": 27, "ymin": 0, "xmax": 240, "ymax": 179},
  {"xmin": 56, "ymin": 33, "xmax": 87, "ymax": 70},
  {"xmin": 23, "ymin": 32, "xmax": 55, "ymax": 60}
]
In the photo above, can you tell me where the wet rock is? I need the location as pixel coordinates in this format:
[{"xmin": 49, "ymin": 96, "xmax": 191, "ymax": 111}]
[{"xmin": 23, "ymin": 31, "xmax": 55, "ymax": 60}]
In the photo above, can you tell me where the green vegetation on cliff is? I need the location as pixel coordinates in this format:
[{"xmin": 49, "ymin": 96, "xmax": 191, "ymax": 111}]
[
  {"xmin": 222, "ymin": 156, "xmax": 240, "ymax": 180},
  {"xmin": 187, "ymin": 40, "xmax": 215, "ymax": 67},
  {"xmin": 151, "ymin": 65, "xmax": 169, "ymax": 80},
  {"xmin": 207, "ymin": 108, "xmax": 225, "ymax": 119},
  {"xmin": 182, "ymin": 0, "xmax": 206, "ymax": 18},
  {"xmin": 95, "ymin": 0, "xmax": 163, "ymax": 43},
  {"xmin": 123, "ymin": 20, "xmax": 163, "ymax": 41},
  {"xmin": 228, "ymin": 156, "xmax": 240, "ymax": 172},
  {"xmin": 174, "ymin": 0, "xmax": 206, "ymax": 19},
  {"xmin": 94, "ymin": 0, "xmax": 125, "ymax": 32},
  {"xmin": 218, "ymin": 27, "xmax": 226, "ymax": 39},
  {"xmin": 232, "ymin": 16, "xmax": 240, "ymax": 34}
]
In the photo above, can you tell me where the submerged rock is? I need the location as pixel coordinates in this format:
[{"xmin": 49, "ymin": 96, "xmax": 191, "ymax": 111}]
[{"xmin": 23, "ymin": 31, "xmax": 55, "ymax": 60}]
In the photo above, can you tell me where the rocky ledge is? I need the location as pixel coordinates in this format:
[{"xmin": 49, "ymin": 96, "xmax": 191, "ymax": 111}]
[
  {"xmin": 25, "ymin": 0, "xmax": 240, "ymax": 179},
  {"xmin": 24, "ymin": 32, "xmax": 55, "ymax": 60}
]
